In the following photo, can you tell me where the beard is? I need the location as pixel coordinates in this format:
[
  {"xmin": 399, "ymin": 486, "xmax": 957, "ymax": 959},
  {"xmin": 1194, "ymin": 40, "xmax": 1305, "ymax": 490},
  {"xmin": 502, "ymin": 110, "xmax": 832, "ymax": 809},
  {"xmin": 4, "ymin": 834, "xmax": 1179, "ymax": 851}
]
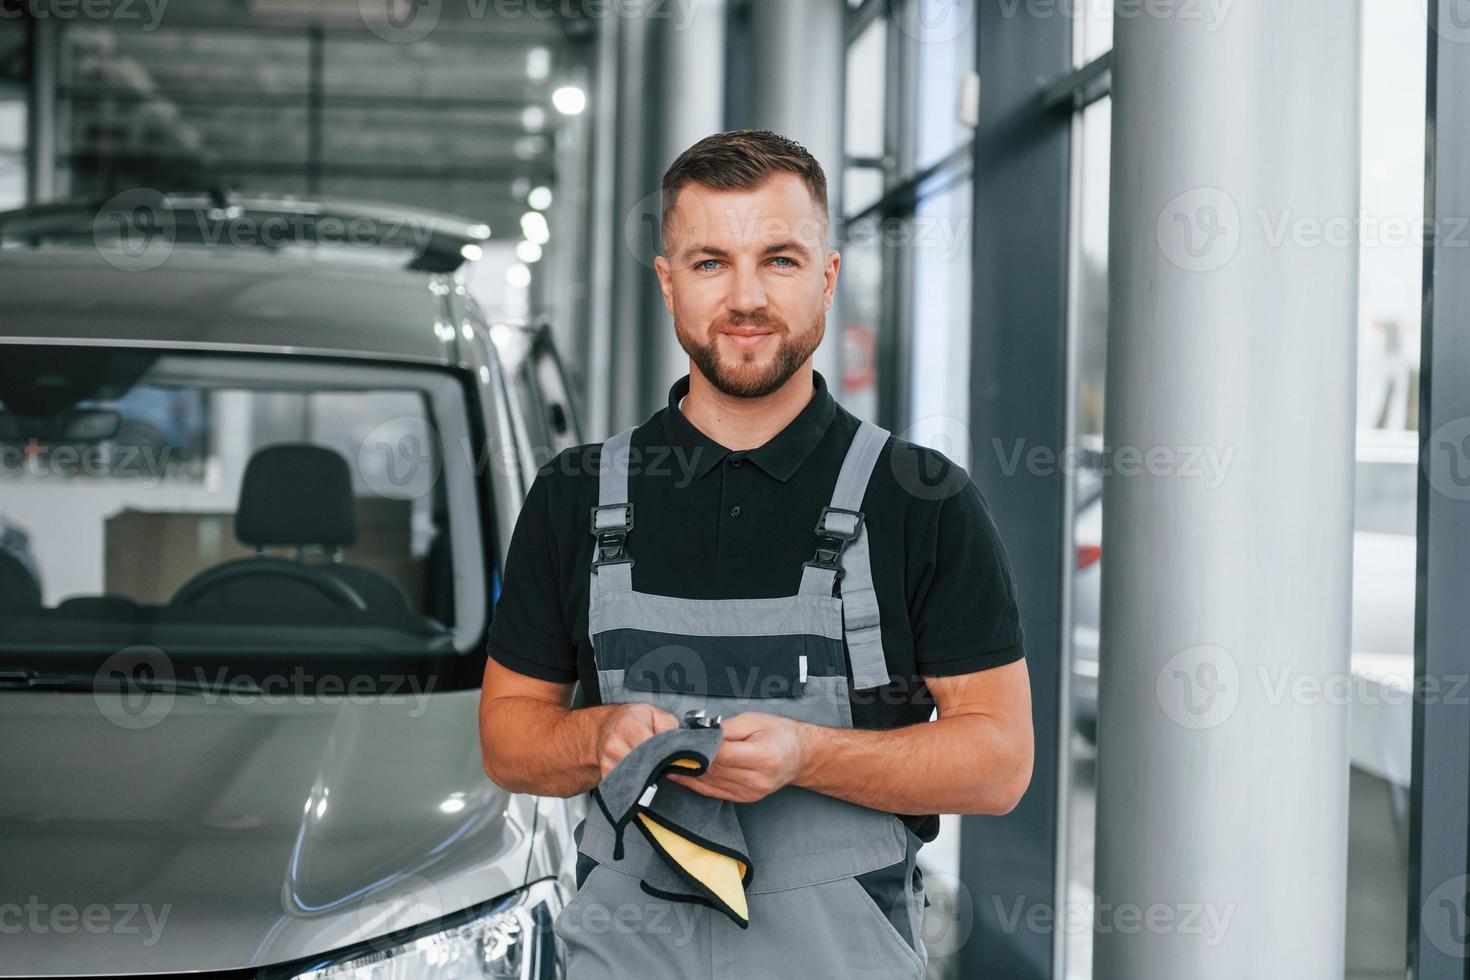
[{"xmin": 675, "ymin": 310, "xmax": 825, "ymax": 399}]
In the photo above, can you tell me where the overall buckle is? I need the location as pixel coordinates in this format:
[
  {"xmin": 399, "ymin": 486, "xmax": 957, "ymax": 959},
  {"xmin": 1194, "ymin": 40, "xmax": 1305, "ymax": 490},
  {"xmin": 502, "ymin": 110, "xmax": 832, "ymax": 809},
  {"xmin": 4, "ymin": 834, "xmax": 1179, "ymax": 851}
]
[
  {"xmin": 590, "ymin": 503, "xmax": 634, "ymax": 567},
  {"xmin": 803, "ymin": 506, "xmax": 864, "ymax": 581}
]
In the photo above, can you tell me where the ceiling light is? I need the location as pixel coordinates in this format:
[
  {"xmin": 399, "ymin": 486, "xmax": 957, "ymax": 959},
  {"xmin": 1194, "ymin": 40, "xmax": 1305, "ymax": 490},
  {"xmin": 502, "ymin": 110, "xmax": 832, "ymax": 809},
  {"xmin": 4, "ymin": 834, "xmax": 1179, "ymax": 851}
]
[{"xmin": 552, "ymin": 85, "xmax": 586, "ymax": 115}]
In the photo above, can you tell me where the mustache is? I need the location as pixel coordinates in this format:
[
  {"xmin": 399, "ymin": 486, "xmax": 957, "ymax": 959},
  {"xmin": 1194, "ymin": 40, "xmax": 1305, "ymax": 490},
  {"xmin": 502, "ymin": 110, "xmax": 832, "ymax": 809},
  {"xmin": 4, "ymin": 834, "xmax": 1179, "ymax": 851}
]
[{"xmin": 713, "ymin": 312, "xmax": 788, "ymax": 333}]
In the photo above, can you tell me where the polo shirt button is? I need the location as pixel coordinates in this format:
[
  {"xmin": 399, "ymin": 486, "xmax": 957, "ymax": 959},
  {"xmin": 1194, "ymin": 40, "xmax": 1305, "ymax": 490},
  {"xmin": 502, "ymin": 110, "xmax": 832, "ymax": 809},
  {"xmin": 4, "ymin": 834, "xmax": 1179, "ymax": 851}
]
[
  {"xmin": 729, "ymin": 455, "xmax": 743, "ymax": 468},
  {"xmin": 729, "ymin": 505, "xmax": 741, "ymax": 518}
]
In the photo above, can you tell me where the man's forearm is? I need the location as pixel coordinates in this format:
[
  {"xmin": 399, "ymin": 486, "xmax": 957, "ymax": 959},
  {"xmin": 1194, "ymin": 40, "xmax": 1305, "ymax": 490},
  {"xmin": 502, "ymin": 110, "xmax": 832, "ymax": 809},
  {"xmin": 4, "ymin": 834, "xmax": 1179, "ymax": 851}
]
[
  {"xmin": 793, "ymin": 713, "xmax": 1029, "ymax": 816},
  {"xmin": 480, "ymin": 697, "xmax": 614, "ymax": 798}
]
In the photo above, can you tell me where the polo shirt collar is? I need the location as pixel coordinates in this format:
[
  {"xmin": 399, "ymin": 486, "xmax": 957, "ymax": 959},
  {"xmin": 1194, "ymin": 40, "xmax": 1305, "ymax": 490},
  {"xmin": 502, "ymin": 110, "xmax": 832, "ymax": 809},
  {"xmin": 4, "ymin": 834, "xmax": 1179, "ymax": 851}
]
[{"xmin": 663, "ymin": 369, "xmax": 837, "ymax": 483}]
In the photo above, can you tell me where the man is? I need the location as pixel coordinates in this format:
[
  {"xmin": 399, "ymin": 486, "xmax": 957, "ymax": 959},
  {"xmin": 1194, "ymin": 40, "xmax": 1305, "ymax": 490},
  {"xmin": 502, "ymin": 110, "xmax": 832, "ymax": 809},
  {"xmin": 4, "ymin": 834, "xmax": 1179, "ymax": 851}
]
[{"xmin": 479, "ymin": 129, "xmax": 1033, "ymax": 977}]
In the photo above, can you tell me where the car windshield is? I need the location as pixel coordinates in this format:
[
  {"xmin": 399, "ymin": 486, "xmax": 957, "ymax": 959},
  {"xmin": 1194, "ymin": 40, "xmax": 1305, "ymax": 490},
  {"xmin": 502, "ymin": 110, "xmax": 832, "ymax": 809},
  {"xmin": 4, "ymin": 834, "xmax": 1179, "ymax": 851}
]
[{"xmin": 0, "ymin": 345, "xmax": 489, "ymax": 686}]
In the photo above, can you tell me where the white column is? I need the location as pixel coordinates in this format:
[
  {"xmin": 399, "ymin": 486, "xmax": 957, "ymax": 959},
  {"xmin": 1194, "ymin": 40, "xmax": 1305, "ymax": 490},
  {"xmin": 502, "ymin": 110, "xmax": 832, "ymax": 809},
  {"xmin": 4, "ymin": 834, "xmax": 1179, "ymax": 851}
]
[
  {"xmin": 746, "ymin": 0, "xmax": 846, "ymax": 390},
  {"xmin": 649, "ymin": 0, "xmax": 728, "ymax": 407},
  {"xmin": 1094, "ymin": 2, "xmax": 1360, "ymax": 977}
]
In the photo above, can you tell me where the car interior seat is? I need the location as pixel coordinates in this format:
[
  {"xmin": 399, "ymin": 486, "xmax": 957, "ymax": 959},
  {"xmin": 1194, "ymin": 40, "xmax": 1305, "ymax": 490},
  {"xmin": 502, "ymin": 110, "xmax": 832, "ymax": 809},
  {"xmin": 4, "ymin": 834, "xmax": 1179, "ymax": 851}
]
[{"xmin": 170, "ymin": 443, "xmax": 412, "ymax": 612}]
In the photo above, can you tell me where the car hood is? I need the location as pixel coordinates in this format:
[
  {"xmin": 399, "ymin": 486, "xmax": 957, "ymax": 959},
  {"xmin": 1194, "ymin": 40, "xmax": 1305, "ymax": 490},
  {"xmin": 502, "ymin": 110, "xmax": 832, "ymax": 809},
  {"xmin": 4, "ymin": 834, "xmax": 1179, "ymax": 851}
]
[{"xmin": 0, "ymin": 687, "xmax": 535, "ymax": 977}]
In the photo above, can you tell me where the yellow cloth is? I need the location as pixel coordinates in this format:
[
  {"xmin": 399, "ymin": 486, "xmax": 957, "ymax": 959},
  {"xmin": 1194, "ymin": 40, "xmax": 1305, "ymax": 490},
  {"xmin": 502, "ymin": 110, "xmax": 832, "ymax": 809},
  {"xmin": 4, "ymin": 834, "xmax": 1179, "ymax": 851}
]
[{"xmin": 635, "ymin": 810, "xmax": 750, "ymax": 924}]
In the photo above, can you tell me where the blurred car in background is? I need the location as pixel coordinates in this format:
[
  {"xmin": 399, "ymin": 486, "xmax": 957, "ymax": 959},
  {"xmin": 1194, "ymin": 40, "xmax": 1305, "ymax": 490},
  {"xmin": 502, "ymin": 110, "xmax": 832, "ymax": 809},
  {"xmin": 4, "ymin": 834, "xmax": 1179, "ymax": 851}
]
[
  {"xmin": 0, "ymin": 196, "xmax": 580, "ymax": 979},
  {"xmin": 1069, "ymin": 431, "xmax": 1418, "ymax": 745}
]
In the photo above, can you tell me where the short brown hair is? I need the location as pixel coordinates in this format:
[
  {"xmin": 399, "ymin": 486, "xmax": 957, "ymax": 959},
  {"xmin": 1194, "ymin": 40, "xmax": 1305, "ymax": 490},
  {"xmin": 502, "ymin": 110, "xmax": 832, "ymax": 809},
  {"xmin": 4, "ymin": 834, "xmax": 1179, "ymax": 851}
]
[{"xmin": 660, "ymin": 130, "xmax": 829, "ymax": 252}]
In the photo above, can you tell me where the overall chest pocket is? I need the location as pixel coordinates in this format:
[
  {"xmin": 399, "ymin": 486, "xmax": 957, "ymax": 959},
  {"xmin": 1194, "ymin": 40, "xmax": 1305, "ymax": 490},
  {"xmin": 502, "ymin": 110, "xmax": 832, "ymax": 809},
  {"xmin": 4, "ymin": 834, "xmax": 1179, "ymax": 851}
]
[{"xmin": 600, "ymin": 628, "xmax": 839, "ymax": 700}]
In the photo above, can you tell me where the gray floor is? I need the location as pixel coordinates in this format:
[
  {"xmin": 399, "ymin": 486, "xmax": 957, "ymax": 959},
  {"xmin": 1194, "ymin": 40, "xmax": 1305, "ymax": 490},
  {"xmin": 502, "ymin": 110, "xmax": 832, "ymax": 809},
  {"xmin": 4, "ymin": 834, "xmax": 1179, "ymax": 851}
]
[
  {"xmin": 919, "ymin": 729, "xmax": 1409, "ymax": 978},
  {"xmin": 1061, "ymin": 733, "xmax": 1406, "ymax": 978},
  {"xmin": 1345, "ymin": 768, "xmax": 1409, "ymax": 979}
]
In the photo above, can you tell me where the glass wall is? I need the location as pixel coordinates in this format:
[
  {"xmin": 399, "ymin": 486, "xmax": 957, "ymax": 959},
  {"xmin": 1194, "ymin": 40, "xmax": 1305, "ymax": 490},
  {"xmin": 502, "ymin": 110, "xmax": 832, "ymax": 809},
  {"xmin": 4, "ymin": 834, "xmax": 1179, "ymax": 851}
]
[
  {"xmin": 839, "ymin": 0, "xmax": 975, "ymax": 442},
  {"xmin": 0, "ymin": 20, "xmax": 25, "ymax": 209},
  {"xmin": 1062, "ymin": 87, "xmax": 1110, "ymax": 980},
  {"xmin": 1344, "ymin": 1, "xmax": 1425, "ymax": 976},
  {"xmin": 840, "ymin": 2, "xmax": 979, "ymax": 976},
  {"xmin": 1056, "ymin": 1, "xmax": 1427, "ymax": 977}
]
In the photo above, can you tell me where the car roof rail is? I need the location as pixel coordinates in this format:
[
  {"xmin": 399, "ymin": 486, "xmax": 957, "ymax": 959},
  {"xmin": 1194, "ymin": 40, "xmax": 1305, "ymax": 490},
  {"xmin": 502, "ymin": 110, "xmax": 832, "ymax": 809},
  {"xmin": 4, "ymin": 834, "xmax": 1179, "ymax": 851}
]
[{"xmin": 0, "ymin": 191, "xmax": 493, "ymax": 273}]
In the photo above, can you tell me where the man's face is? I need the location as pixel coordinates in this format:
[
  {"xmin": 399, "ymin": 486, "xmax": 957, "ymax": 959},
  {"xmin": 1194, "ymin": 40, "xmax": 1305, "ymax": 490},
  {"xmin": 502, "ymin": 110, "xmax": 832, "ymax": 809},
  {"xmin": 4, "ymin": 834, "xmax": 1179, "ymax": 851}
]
[{"xmin": 655, "ymin": 173, "xmax": 839, "ymax": 399}]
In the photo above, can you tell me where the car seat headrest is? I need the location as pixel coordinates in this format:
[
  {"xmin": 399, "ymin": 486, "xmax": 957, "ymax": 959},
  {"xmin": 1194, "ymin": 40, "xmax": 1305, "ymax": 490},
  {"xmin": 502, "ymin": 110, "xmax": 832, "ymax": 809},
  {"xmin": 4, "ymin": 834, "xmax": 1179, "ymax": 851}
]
[{"xmin": 235, "ymin": 443, "xmax": 358, "ymax": 548}]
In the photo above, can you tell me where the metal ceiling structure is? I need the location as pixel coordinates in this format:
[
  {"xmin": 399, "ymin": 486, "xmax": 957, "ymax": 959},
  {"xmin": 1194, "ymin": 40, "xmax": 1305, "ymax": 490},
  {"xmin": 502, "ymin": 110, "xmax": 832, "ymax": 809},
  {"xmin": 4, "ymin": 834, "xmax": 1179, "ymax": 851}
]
[{"xmin": 24, "ymin": 0, "xmax": 581, "ymax": 235}]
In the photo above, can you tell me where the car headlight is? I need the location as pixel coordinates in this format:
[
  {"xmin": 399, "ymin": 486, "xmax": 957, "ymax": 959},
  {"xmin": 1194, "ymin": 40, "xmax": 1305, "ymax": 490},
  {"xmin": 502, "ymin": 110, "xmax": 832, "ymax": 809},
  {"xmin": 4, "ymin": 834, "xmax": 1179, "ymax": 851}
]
[{"xmin": 292, "ymin": 878, "xmax": 565, "ymax": 980}]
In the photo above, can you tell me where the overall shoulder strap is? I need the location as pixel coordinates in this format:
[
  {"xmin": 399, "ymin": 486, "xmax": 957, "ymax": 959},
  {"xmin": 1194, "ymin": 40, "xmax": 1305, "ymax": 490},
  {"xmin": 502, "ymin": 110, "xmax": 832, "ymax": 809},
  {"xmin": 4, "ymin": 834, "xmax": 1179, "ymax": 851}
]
[
  {"xmin": 798, "ymin": 419, "xmax": 891, "ymax": 689},
  {"xmin": 589, "ymin": 426, "xmax": 637, "ymax": 597}
]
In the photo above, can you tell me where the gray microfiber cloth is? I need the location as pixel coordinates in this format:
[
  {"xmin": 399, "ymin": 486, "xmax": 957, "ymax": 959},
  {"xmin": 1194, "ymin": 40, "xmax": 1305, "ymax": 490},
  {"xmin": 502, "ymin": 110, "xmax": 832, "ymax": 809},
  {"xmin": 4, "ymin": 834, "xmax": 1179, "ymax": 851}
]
[{"xmin": 590, "ymin": 713, "xmax": 755, "ymax": 927}]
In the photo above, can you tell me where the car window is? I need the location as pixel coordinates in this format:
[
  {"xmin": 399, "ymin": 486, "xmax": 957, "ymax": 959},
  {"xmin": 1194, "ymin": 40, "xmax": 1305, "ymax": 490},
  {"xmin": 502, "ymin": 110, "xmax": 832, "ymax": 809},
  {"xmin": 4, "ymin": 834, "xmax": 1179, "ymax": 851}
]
[{"xmin": 0, "ymin": 345, "xmax": 489, "ymax": 680}]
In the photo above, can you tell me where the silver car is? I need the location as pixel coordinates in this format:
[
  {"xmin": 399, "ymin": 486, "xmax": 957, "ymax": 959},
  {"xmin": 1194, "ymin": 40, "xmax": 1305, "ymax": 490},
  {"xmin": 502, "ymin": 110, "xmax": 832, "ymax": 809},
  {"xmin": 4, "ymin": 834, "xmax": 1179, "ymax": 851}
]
[
  {"xmin": 1068, "ymin": 432, "xmax": 1419, "ymax": 748},
  {"xmin": 0, "ymin": 230, "xmax": 579, "ymax": 977}
]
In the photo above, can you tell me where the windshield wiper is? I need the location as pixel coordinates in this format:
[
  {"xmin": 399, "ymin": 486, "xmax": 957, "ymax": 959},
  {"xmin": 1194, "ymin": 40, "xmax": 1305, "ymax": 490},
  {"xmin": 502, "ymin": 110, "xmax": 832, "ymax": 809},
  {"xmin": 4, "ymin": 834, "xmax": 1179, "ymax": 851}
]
[{"xmin": 0, "ymin": 668, "xmax": 262, "ymax": 696}]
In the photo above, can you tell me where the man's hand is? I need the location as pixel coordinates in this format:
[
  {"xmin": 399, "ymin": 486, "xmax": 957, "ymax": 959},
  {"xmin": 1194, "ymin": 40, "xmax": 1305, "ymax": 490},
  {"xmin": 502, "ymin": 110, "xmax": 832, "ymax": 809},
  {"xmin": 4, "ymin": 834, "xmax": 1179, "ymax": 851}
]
[
  {"xmin": 664, "ymin": 711, "xmax": 806, "ymax": 803},
  {"xmin": 595, "ymin": 702, "xmax": 681, "ymax": 779}
]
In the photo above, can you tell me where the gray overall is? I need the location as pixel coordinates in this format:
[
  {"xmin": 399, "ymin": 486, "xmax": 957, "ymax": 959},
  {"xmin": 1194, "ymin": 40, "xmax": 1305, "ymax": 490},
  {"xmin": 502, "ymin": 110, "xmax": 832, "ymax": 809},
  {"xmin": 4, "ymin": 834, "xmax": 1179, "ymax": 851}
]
[{"xmin": 554, "ymin": 419, "xmax": 928, "ymax": 979}]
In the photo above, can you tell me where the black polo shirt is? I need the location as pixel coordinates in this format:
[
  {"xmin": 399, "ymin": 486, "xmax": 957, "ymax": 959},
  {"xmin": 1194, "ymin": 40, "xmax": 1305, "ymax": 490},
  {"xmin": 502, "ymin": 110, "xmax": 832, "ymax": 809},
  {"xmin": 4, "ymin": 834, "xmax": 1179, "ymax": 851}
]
[{"xmin": 487, "ymin": 369, "xmax": 1025, "ymax": 842}]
